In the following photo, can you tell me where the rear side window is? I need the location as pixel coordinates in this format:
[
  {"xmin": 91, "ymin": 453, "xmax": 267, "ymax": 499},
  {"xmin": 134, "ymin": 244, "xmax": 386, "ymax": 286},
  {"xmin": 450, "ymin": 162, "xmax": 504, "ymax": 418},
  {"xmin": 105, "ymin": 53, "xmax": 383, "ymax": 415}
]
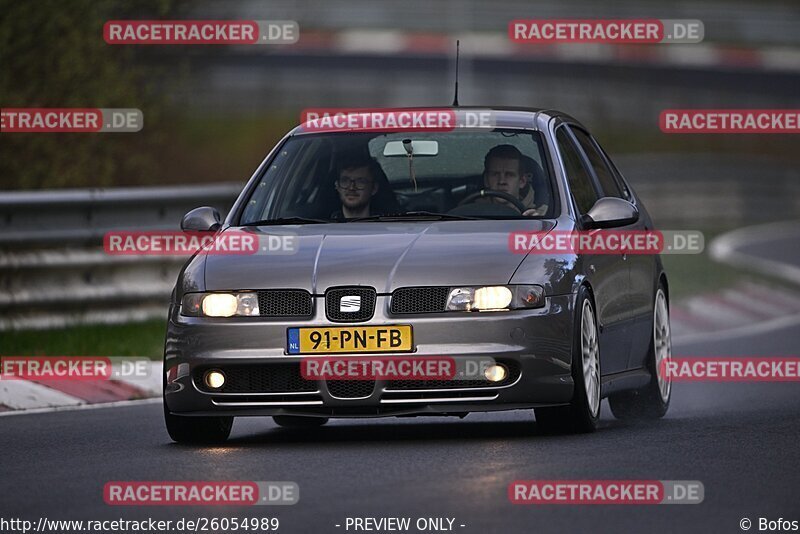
[
  {"xmin": 595, "ymin": 142, "xmax": 632, "ymax": 200},
  {"xmin": 556, "ymin": 127, "xmax": 598, "ymax": 214},
  {"xmin": 570, "ymin": 127, "xmax": 622, "ymax": 199}
]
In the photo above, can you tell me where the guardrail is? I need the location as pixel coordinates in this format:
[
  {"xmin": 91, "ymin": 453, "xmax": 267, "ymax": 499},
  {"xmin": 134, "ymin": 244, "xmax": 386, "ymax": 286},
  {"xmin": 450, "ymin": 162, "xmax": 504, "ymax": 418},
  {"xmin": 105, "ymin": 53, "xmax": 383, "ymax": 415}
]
[
  {"xmin": 0, "ymin": 183, "xmax": 242, "ymax": 247},
  {"xmin": 0, "ymin": 184, "xmax": 242, "ymax": 330},
  {"xmin": 614, "ymin": 154, "xmax": 800, "ymax": 228}
]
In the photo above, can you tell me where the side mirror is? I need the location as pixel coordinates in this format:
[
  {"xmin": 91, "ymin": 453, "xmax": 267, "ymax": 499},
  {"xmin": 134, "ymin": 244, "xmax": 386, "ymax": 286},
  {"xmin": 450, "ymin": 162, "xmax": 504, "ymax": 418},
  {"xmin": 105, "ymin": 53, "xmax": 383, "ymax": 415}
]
[
  {"xmin": 181, "ymin": 206, "xmax": 222, "ymax": 232},
  {"xmin": 581, "ymin": 197, "xmax": 639, "ymax": 229}
]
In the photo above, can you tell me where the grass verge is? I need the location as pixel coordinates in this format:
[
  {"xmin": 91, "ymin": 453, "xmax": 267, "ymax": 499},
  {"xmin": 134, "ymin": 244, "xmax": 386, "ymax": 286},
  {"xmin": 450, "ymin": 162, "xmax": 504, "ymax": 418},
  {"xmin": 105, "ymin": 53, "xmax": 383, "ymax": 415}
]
[{"xmin": 2, "ymin": 320, "xmax": 166, "ymax": 360}]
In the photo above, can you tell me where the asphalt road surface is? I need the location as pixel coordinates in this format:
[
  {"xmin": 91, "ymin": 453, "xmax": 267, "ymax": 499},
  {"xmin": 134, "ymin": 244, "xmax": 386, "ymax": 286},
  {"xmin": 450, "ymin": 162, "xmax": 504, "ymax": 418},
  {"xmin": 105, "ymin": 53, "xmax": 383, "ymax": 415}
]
[{"xmin": 3, "ymin": 241, "xmax": 800, "ymax": 533}]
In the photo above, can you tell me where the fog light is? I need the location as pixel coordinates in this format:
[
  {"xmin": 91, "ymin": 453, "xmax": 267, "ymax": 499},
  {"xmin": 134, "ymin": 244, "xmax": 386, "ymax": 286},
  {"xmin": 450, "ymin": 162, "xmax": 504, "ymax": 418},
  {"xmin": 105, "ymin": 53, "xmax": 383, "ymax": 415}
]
[
  {"xmin": 484, "ymin": 364, "xmax": 508, "ymax": 382},
  {"xmin": 204, "ymin": 370, "xmax": 226, "ymax": 389}
]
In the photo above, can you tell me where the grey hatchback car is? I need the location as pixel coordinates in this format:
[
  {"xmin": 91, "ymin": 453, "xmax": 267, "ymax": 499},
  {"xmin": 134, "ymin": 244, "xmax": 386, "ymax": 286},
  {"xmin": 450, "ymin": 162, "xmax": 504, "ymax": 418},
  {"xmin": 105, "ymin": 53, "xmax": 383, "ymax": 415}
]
[{"xmin": 163, "ymin": 108, "xmax": 672, "ymax": 443}]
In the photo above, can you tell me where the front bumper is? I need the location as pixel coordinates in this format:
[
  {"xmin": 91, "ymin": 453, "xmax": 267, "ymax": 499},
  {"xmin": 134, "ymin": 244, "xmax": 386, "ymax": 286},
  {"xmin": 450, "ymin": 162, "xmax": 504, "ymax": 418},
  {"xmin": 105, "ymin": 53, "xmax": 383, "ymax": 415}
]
[{"xmin": 164, "ymin": 294, "xmax": 576, "ymax": 418}]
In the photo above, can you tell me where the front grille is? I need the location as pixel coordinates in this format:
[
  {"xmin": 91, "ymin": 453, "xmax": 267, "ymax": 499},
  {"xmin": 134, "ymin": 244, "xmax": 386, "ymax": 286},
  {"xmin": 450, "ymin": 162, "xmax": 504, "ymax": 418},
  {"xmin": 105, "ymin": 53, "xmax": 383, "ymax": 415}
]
[
  {"xmin": 325, "ymin": 286, "xmax": 376, "ymax": 322},
  {"xmin": 257, "ymin": 289, "xmax": 313, "ymax": 317},
  {"xmin": 385, "ymin": 360, "xmax": 521, "ymax": 390},
  {"xmin": 390, "ymin": 287, "xmax": 450, "ymax": 314},
  {"xmin": 195, "ymin": 364, "xmax": 317, "ymax": 394},
  {"xmin": 381, "ymin": 390, "xmax": 498, "ymax": 403},
  {"xmin": 212, "ymin": 394, "xmax": 322, "ymax": 406},
  {"xmin": 386, "ymin": 379, "xmax": 493, "ymax": 389},
  {"xmin": 327, "ymin": 380, "xmax": 375, "ymax": 398}
]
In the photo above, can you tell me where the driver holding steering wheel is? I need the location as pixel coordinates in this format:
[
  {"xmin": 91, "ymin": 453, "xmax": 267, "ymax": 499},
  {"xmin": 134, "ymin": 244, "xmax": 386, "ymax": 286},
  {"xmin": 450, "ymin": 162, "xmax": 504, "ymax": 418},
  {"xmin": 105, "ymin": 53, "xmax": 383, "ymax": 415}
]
[{"xmin": 480, "ymin": 144, "xmax": 548, "ymax": 217}]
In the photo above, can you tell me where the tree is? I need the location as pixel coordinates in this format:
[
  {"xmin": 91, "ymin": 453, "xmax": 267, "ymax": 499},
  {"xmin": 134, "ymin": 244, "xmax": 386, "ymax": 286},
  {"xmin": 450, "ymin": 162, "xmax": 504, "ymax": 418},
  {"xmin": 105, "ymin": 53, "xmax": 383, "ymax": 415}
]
[{"xmin": 0, "ymin": 0, "xmax": 181, "ymax": 189}]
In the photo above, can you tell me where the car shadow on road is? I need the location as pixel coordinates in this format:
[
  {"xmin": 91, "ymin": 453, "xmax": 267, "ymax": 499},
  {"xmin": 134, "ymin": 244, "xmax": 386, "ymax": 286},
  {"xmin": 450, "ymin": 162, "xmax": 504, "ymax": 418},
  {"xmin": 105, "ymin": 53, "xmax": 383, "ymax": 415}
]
[
  {"xmin": 156, "ymin": 397, "xmax": 800, "ymax": 450},
  {"xmin": 215, "ymin": 416, "xmax": 639, "ymax": 447}
]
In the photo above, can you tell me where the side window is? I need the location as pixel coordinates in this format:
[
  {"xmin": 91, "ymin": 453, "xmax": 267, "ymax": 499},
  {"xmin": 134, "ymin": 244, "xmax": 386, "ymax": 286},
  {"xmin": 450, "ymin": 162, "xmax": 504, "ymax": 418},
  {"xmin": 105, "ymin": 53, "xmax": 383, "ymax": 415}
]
[
  {"xmin": 240, "ymin": 139, "xmax": 304, "ymax": 224},
  {"xmin": 556, "ymin": 127, "xmax": 598, "ymax": 214},
  {"xmin": 569, "ymin": 127, "xmax": 622, "ymax": 199},
  {"xmin": 595, "ymin": 142, "xmax": 632, "ymax": 200}
]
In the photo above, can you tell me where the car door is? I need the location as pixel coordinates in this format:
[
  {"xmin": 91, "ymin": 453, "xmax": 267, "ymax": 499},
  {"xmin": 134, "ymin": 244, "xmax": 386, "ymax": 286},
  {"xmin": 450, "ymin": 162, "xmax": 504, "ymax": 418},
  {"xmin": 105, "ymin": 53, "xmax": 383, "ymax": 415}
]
[
  {"xmin": 568, "ymin": 126, "xmax": 655, "ymax": 370},
  {"xmin": 555, "ymin": 125, "xmax": 630, "ymax": 374},
  {"xmin": 591, "ymin": 137, "xmax": 657, "ymax": 369}
]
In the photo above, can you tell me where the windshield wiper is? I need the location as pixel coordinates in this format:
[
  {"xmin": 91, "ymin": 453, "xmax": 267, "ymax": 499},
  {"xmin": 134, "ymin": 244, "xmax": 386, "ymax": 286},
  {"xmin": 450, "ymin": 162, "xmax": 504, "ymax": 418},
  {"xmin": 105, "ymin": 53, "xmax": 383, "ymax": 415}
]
[
  {"xmin": 240, "ymin": 217, "xmax": 328, "ymax": 226},
  {"xmin": 347, "ymin": 211, "xmax": 479, "ymax": 222}
]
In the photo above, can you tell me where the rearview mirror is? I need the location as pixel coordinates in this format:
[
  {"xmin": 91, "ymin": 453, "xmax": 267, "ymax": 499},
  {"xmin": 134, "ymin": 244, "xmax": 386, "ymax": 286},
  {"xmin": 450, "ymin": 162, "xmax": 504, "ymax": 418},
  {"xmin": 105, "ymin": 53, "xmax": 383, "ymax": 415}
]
[
  {"xmin": 383, "ymin": 140, "xmax": 439, "ymax": 156},
  {"xmin": 181, "ymin": 206, "xmax": 222, "ymax": 232},
  {"xmin": 582, "ymin": 197, "xmax": 639, "ymax": 229}
]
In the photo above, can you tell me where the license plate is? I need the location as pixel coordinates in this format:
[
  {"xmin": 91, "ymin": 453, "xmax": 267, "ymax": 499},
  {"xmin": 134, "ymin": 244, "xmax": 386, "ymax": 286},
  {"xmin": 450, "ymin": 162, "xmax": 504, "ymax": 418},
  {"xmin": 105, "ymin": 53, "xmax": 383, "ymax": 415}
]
[{"xmin": 287, "ymin": 325, "xmax": 413, "ymax": 354}]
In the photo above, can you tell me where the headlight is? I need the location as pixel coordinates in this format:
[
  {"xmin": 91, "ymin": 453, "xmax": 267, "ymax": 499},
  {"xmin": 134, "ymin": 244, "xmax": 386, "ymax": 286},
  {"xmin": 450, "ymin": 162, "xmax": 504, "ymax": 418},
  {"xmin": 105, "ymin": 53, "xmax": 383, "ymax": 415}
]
[
  {"xmin": 180, "ymin": 292, "xmax": 260, "ymax": 317},
  {"xmin": 474, "ymin": 286, "xmax": 513, "ymax": 310},
  {"xmin": 202, "ymin": 294, "xmax": 238, "ymax": 317},
  {"xmin": 445, "ymin": 285, "xmax": 545, "ymax": 312}
]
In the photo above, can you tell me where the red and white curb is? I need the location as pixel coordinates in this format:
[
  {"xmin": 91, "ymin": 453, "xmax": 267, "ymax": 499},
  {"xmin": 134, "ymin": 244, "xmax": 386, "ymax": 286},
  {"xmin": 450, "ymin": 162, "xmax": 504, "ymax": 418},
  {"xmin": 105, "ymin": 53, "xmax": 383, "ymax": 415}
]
[
  {"xmin": 288, "ymin": 29, "xmax": 800, "ymax": 73},
  {"xmin": 671, "ymin": 282, "xmax": 800, "ymax": 344},
  {"xmin": 0, "ymin": 361, "xmax": 161, "ymax": 415},
  {"xmin": 673, "ymin": 221, "xmax": 800, "ymax": 343}
]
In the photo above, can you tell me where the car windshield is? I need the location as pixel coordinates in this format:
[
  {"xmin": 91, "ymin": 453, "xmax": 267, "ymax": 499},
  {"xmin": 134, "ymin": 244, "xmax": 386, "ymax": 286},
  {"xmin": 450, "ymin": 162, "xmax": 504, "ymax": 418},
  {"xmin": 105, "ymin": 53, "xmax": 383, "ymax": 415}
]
[{"xmin": 239, "ymin": 129, "xmax": 554, "ymax": 224}]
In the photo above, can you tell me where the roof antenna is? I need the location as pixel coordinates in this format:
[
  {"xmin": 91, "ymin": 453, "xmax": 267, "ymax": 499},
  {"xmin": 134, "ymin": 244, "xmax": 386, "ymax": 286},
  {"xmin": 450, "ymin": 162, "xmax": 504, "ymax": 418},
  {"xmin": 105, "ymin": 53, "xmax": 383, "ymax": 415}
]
[{"xmin": 452, "ymin": 40, "xmax": 460, "ymax": 107}]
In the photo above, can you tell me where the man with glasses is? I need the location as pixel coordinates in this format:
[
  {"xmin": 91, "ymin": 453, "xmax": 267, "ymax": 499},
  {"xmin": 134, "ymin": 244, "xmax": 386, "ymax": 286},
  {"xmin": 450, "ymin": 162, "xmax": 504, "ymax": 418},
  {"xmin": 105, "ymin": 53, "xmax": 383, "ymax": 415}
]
[{"xmin": 332, "ymin": 155, "xmax": 383, "ymax": 219}]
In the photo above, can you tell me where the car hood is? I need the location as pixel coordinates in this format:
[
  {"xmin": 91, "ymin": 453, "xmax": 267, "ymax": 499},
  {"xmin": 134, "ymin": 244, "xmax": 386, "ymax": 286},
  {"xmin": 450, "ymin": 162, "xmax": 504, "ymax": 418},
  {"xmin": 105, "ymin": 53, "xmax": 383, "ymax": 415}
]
[{"xmin": 203, "ymin": 220, "xmax": 556, "ymax": 293}]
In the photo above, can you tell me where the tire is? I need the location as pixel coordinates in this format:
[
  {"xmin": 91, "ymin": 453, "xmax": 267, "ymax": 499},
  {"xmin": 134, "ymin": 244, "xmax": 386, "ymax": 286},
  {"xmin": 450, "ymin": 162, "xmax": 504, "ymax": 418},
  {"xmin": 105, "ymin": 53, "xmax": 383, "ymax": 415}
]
[
  {"xmin": 608, "ymin": 284, "xmax": 671, "ymax": 421},
  {"xmin": 535, "ymin": 286, "xmax": 601, "ymax": 434},
  {"xmin": 273, "ymin": 415, "xmax": 329, "ymax": 428},
  {"xmin": 163, "ymin": 396, "xmax": 233, "ymax": 444}
]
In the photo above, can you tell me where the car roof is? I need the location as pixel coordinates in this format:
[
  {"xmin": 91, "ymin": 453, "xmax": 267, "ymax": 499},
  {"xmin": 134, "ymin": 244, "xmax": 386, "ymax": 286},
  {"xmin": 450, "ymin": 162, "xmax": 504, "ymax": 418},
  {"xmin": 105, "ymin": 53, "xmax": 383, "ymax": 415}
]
[{"xmin": 289, "ymin": 106, "xmax": 586, "ymax": 136}]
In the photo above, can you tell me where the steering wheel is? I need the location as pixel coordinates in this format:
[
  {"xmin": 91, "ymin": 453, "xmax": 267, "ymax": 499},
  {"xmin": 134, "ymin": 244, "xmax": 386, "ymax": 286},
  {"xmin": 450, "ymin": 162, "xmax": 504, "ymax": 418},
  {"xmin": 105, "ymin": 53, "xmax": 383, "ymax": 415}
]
[{"xmin": 458, "ymin": 189, "xmax": 527, "ymax": 213}]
